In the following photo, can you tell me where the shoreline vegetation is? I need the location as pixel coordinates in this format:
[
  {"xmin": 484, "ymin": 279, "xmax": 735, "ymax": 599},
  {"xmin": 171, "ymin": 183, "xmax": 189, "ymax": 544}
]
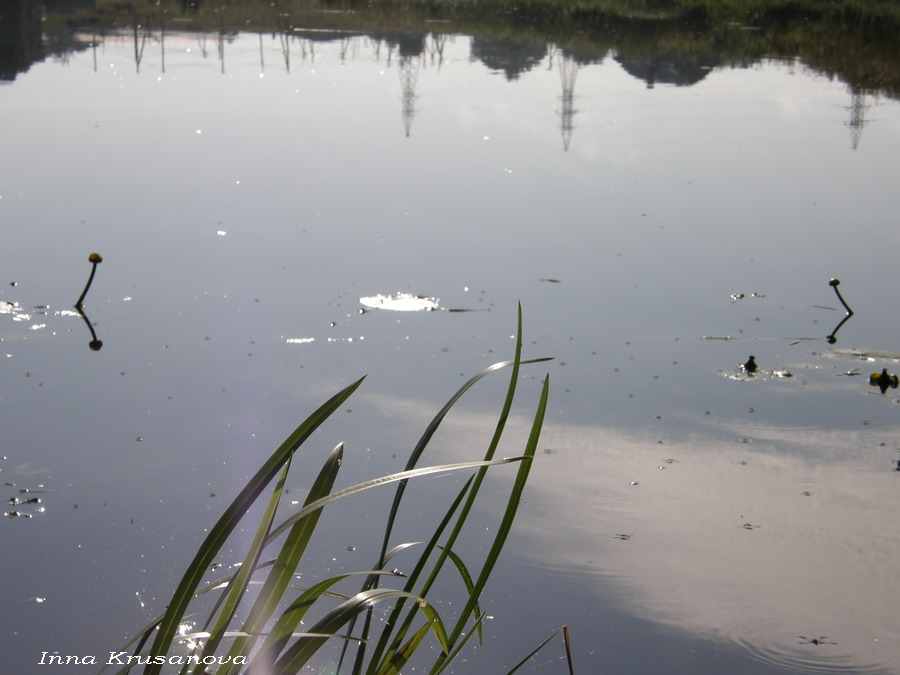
[
  {"xmin": 37, "ymin": 0, "xmax": 900, "ymax": 99},
  {"xmin": 103, "ymin": 311, "xmax": 569, "ymax": 674}
]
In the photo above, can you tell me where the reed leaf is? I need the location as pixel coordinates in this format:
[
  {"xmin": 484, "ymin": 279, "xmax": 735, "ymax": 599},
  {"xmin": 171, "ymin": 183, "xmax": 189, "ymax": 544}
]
[
  {"xmin": 433, "ymin": 371, "xmax": 549, "ymax": 674},
  {"xmin": 248, "ymin": 571, "xmax": 405, "ymax": 673},
  {"xmin": 217, "ymin": 442, "xmax": 345, "ymax": 673},
  {"xmin": 115, "ymin": 310, "xmax": 553, "ymax": 675},
  {"xmin": 362, "ymin": 480, "xmax": 476, "ymax": 671},
  {"xmin": 141, "ymin": 377, "xmax": 364, "ymax": 675},
  {"xmin": 375, "ymin": 620, "xmax": 433, "ymax": 675},
  {"xmin": 263, "ymin": 458, "xmax": 525, "ymax": 544},
  {"xmin": 272, "ymin": 589, "xmax": 449, "ymax": 673},
  {"xmin": 193, "ymin": 453, "xmax": 295, "ymax": 668},
  {"xmin": 506, "ymin": 625, "xmax": 574, "ymax": 675},
  {"xmin": 357, "ymin": 304, "xmax": 549, "ymax": 671}
]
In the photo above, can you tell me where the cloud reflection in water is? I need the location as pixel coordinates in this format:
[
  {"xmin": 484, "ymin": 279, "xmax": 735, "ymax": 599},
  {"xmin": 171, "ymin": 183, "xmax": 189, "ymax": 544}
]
[{"xmin": 519, "ymin": 418, "xmax": 900, "ymax": 674}]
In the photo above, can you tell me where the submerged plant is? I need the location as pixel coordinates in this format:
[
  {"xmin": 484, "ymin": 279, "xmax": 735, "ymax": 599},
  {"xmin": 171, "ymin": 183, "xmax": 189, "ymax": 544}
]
[{"xmin": 105, "ymin": 307, "xmax": 571, "ymax": 674}]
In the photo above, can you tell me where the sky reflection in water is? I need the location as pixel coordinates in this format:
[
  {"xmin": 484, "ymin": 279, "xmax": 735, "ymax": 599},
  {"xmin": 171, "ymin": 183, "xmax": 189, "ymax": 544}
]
[{"xmin": 1, "ymin": 22, "xmax": 900, "ymax": 675}]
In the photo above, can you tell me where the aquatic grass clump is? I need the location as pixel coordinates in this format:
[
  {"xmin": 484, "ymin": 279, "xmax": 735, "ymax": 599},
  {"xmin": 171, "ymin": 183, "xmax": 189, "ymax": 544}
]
[{"xmin": 106, "ymin": 307, "xmax": 571, "ymax": 674}]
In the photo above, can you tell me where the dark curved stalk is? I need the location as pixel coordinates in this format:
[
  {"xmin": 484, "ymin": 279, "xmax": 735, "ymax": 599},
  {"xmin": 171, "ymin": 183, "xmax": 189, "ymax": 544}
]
[
  {"xmin": 75, "ymin": 253, "xmax": 103, "ymax": 309},
  {"xmin": 75, "ymin": 305, "xmax": 103, "ymax": 351},
  {"xmin": 829, "ymin": 278, "xmax": 853, "ymax": 316},
  {"xmin": 825, "ymin": 278, "xmax": 854, "ymax": 344}
]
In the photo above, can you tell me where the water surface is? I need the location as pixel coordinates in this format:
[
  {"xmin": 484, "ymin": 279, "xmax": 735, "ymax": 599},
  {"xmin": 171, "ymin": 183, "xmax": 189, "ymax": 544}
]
[{"xmin": 2, "ymin": 3, "xmax": 900, "ymax": 673}]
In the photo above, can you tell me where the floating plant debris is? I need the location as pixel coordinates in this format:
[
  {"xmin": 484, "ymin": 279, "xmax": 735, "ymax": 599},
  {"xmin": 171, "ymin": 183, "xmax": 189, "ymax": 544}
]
[
  {"xmin": 826, "ymin": 348, "xmax": 900, "ymax": 363},
  {"xmin": 730, "ymin": 292, "xmax": 766, "ymax": 301},
  {"xmin": 719, "ymin": 366, "xmax": 793, "ymax": 381},
  {"xmin": 359, "ymin": 292, "xmax": 484, "ymax": 313},
  {"xmin": 359, "ymin": 293, "xmax": 441, "ymax": 312}
]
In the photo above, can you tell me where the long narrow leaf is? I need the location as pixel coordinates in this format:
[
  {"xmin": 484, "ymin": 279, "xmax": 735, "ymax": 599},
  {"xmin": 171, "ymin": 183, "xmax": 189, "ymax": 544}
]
[
  {"xmin": 141, "ymin": 377, "xmax": 364, "ymax": 675},
  {"xmin": 376, "ymin": 620, "xmax": 434, "ymax": 675},
  {"xmin": 218, "ymin": 442, "xmax": 345, "ymax": 673},
  {"xmin": 193, "ymin": 453, "xmax": 294, "ymax": 667},
  {"xmin": 357, "ymin": 308, "xmax": 550, "ymax": 667},
  {"xmin": 377, "ymin": 351, "xmax": 551, "ymax": 562},
  {"xmin": 363, "ymin": 479, "xmax": 475, "ymax": 671},
  {"xmin": 373, "ymin": 542, "xmax": 482, "ymax": 674},
  {"xmin": 505, "ymin": 625, "xmax": 574, "ymax": 675},
  {"xmin": 377, "ymin": 304, "xmax": 530, "ymax": 672},
  {"xmin": 249, "ymin": 570, "xmax": 405, "ymax": 673},
  {"xmin": 264, "ymin": 458, "xmax": 525, "ymax": 544},
  {"xmin": 433, "ymin": 371, "xmax": 549, "ymax": 674},
  {"xmin": 273, "ymin": 589, "xmax": 448, "ymax": 673}
]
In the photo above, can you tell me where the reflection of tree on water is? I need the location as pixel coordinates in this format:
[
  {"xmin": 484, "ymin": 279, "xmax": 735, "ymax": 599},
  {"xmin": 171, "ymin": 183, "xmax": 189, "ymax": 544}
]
[
  {"xmin": 8, "ymin": 2, "xmax": 897, "ymax": 148},
  {"xmin": 275, "ymin": 15, "xmax": 292, "ymax": 71},
  {"xmin": 469, "ymin": 34, "xmax": 546, "ymax": 80},
  {"xmin": 132, "ymin": 13, "xmax": 150, "ymax": 73},
  {"xmin": 428, "ymin": 32, "xmax": 447, "ymax": 70},
  {"xmin": 614, "ymin": 49, "xmax": 720, "ymax": 88},
  {"xmin": 0, "ymin": 0, "xmax": 44, "ymax": 81}
]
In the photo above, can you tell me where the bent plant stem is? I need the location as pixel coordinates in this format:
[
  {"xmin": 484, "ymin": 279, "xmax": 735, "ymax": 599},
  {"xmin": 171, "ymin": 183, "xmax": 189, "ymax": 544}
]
[
  {"xmin": 75, "ymin": 252, "xmax": 103, "ymax": 309},
  {"xmin": 826, "ymin": 278, "xmax": 854, "ymax": 343},
  {"xmin": 829, "ymin": 278, "xmax": 854, "ymax": 316},
  {"xmin": 75, "ymin": 304, "xmax": 103, "ymax": 350}
]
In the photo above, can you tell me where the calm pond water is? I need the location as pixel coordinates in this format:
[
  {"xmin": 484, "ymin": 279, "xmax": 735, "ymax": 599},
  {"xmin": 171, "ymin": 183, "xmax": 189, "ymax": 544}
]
[{"xmin": 3, "ymin": 1, "xmax": 900, "ymax": 673}]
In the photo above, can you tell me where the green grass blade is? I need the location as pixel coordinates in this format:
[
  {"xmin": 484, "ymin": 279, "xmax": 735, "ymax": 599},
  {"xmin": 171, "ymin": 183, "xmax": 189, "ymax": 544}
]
[
  {"xmin": 375, "ymin": 621, "xmax": 434, "ymax": 675},
  {"xmin": 264, "ymin": 460, "xmax": 520, "ymax": 674},
  {"xmin": 435, "ymin": 546, "xmax": 481, "ymax": 643},
  {"xmin": 432, "ymin": 612, "xmax": 486, "ymax": 675},
  {"xmin": 249, "ymin": 570, "xmax": 403, "ymax": 672},
  {"xmin": 272, "ymin": 589, "xmax": 448, "ymax": 673},
  {"xmin": 218, "ymin": 442, "xmax": 345, "ymax": 673},
  {"xmin": 363, "ymin": 479, "xmax": 475, "ymax": 672},
  {"xmin": 373, "ymin": 541, "xmax": 482, "ymax": 675},
  {"xmin": 357, "ymin": 308, "xmax": 550, "ymax": 668},
  {"xmin": 505, "ymin": 625, "xmax": 574, "ymax": 675},
  {"xmin": 377, "ymin": 352, "xmax": 551, "ymax": 558},
  {"xmin": 432, "ymin": 371, "xmax": 549, "ymax": 673},
  {"xmin": 194, "ymin": 454, "xmax": 294, "ymax": 664},
  {"xmin": 264, "ymin": 458, "xmax": 525, "ymax": 543},
  {"xmin": 383, "ymin": 304, "xmax": 528, "ymax": 671},
  {"xmin": 140, "ymin": 377, "xmax": 364, "ymax": 675}
]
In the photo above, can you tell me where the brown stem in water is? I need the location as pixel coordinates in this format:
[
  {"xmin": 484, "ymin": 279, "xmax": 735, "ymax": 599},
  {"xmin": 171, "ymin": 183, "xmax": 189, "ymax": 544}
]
[
  {"xmin": 75, "ymin": 252, "xmax": 103, "ymax": 309},
  {"xmin": 829, "ymin": 278, "xmax": 853, "ymax": 316}
]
